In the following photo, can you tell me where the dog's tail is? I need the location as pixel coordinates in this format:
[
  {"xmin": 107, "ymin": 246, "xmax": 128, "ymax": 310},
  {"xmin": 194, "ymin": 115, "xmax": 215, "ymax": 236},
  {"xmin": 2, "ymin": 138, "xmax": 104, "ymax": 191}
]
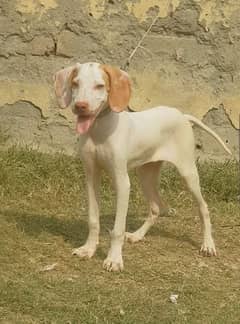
[{"xmin": 185, "ymin": 114, "xmax": 232, "ymax": 155}]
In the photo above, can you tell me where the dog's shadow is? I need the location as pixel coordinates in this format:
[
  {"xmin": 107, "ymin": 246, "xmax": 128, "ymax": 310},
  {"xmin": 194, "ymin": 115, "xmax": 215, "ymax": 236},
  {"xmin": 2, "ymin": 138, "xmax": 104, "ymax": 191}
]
[
  {"xmin": 1, "ymin": 208, "xmax": 88, "ymax": 247},
  {"xmin": 127, "ymin": 215, "xmax": 199, "ymax": 249},
  {"xmin": 1, "ymin": 208, "xmax": 199, "ymax": 255}
]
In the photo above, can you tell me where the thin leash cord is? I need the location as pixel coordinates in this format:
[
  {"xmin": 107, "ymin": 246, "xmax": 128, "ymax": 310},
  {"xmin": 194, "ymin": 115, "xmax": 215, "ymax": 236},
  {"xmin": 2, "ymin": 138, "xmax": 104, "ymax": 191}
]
[
  {"xmin": 121, "ymin": 14, "xmax": 159, "ymax": 71},
  {"xmin": 120, "ymin": 14, "xmax": 159, "ymax": 112}
]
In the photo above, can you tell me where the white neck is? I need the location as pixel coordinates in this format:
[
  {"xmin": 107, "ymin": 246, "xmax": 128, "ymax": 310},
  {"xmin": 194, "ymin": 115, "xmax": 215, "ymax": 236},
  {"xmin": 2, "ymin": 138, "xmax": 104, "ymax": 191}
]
[{"xmin": 88, "ymin": 107, "xmax": 120, "ymax": 142}]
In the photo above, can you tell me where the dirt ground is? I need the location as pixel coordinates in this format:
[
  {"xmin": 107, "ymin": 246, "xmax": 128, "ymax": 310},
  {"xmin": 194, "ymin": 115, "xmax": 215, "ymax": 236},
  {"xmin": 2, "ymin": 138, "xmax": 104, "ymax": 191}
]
[{"xmin": 0, "ymin": 148, "xmax": 239, "ymax": 323}]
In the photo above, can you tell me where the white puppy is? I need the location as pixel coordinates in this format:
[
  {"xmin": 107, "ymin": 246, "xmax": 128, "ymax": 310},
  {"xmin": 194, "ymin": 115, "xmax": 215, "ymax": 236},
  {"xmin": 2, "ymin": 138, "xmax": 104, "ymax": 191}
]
[{"xmin": 54, "ymin": 62, "xmax": 231, "ymax": 271}]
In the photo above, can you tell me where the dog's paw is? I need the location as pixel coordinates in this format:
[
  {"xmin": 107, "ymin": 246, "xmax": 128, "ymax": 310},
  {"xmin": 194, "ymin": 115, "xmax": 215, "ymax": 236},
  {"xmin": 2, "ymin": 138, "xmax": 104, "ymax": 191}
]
[
  {"xmin": 125, "ymin": 232, "xmax": 144, "ymax": 243},
  {"xmin": 72, "ymin": 245, "xmax": 96, "ymax": 259},
  {"xmin": 200, "ymin": 240, "xmax": 217, "ymax": 257},
  {"xmin": 103, "ymin": 255, "xmax": 124, "ymax": 272}
]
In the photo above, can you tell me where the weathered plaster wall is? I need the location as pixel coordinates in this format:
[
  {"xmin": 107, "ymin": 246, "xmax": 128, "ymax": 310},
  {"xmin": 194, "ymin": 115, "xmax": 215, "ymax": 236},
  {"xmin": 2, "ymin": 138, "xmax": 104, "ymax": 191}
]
[{"xmin": 0, "ymin": 0, "xmax": 239, "ymax": 159}]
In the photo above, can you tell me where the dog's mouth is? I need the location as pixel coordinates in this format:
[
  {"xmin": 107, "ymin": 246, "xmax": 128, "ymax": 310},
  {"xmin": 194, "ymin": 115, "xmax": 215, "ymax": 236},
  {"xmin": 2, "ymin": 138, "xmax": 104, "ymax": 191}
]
[
  {"xmin": 74, "ymin": 102, "xmax": 107, "ymax": 135},
  {"xmin": 76, "ymin": 114, "xmax": 96, "ymax": 134}
]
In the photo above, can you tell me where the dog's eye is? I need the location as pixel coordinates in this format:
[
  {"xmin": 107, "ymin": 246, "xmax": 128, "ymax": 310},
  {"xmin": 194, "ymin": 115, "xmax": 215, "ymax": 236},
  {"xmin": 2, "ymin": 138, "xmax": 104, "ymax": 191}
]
[{"xmin": 95, "ymin": 84, "xmax": 105, "ymax": 90}]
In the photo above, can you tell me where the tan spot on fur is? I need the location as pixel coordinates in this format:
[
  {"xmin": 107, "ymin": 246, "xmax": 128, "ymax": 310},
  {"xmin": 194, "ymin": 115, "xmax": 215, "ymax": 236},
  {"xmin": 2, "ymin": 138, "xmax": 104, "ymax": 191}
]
[
  {"xmin": 70, "ymin": 68, "xmax": 79, "ymax": 87},
  {"xmin": 100, "ymin": 65, "xmax": 110, "ymax": 92}
]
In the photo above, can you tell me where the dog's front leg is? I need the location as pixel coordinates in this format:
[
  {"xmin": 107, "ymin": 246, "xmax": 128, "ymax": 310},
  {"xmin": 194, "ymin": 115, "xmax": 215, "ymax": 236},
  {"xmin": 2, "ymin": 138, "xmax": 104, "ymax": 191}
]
[
  {"xmin": 73, "ymin": 159, "xmax": 100, "ymax": 259},
  {"xmin": 103, "ymin": 169, "xmax": 130, "ymax": 272}
]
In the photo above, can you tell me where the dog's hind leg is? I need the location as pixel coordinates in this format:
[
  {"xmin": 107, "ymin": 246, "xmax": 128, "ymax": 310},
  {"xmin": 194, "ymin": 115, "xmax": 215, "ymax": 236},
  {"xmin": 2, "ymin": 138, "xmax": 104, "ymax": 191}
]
[
  {"xmin": 173, "ymin": 158, "xmax": 216, "ymax": 256},
  {"xmin": 126, "ymin": 161, "xmax": 168, "ymax": 243}
]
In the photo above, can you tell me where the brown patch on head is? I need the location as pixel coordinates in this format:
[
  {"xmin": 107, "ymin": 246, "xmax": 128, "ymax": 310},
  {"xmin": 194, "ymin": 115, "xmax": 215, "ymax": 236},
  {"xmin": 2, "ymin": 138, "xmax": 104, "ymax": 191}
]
[
  {"xmin": 70, "ymin": 67, "xmax": 79, "ymax": 87},
  {"xmin": 101, "ymin": 68, "xmax": 110, "ymax": 92},
  {"xmin": 100, "ymin": 65, "xmax": 131, "ymax": 112}
]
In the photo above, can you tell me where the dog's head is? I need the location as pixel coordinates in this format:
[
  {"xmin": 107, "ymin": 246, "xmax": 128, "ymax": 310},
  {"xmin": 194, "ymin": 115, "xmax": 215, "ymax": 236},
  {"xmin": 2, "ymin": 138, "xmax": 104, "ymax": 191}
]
[{"xmin": 54, "ymin": 62, "xmax": 131, "ymax": 134}]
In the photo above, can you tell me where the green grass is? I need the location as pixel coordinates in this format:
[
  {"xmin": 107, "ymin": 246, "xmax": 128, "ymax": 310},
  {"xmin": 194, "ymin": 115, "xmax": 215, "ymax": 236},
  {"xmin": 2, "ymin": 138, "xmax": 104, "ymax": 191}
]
[{"xmin": 0, "ymin": 147, "xmax": 239, "ymax": 323}]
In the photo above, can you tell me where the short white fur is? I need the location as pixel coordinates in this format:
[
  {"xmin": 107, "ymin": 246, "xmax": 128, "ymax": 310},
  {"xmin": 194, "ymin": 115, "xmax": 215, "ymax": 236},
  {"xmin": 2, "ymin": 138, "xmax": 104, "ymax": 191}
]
[{"xmin": 54, "ymin": 62, "xmax": 231, "ymax": 272}]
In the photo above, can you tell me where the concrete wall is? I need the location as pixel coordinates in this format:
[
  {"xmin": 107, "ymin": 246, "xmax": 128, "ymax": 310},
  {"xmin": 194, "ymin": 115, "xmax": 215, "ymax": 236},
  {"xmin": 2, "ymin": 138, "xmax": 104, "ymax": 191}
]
[{"xmin": 0, "ymin": 0, "xmax": 239, "ymax": 159}]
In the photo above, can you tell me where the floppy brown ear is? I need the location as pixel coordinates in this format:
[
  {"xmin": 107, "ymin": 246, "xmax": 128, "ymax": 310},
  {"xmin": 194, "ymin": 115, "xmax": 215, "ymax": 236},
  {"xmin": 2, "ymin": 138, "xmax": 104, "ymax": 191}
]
[
  {"xmin": 101, "ymin": 65, "xmax": 131, "ymax": 112},
  {"xmin": 54, "ymin": 65, "xmax": 78, "ymax": 108}
]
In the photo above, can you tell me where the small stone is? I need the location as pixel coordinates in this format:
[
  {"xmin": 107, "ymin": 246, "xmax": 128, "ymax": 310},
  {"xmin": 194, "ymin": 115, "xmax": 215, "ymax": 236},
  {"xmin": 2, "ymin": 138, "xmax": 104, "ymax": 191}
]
[
  {"xmin": 40, "ymin": 263, "xmax": 58, "ymax": 272},
  {"xmin": 170, "ymin": 294, "xmax": 178, "ymax": 304},
  {"xmin": 198, "ymin": 261, "xmax": 208, "ymax": 268},
  {"xmin": 119, "ymin": 308, "xmax": 125, "ymax": 316}
]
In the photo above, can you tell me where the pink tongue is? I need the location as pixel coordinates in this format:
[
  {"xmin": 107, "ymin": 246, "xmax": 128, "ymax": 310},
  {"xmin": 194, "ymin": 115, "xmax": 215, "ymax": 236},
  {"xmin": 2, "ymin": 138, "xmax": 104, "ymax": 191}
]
[{"xmin": 76, "ymin": 116, "xmax": 94, "ymax": 134}]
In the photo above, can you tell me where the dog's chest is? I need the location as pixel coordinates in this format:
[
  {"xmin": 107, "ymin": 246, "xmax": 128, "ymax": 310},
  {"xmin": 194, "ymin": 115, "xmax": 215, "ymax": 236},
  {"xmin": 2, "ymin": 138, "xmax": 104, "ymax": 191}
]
[{"xmin": 80, "ymin": 137, "xmax": 114, "ymax": 167}]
